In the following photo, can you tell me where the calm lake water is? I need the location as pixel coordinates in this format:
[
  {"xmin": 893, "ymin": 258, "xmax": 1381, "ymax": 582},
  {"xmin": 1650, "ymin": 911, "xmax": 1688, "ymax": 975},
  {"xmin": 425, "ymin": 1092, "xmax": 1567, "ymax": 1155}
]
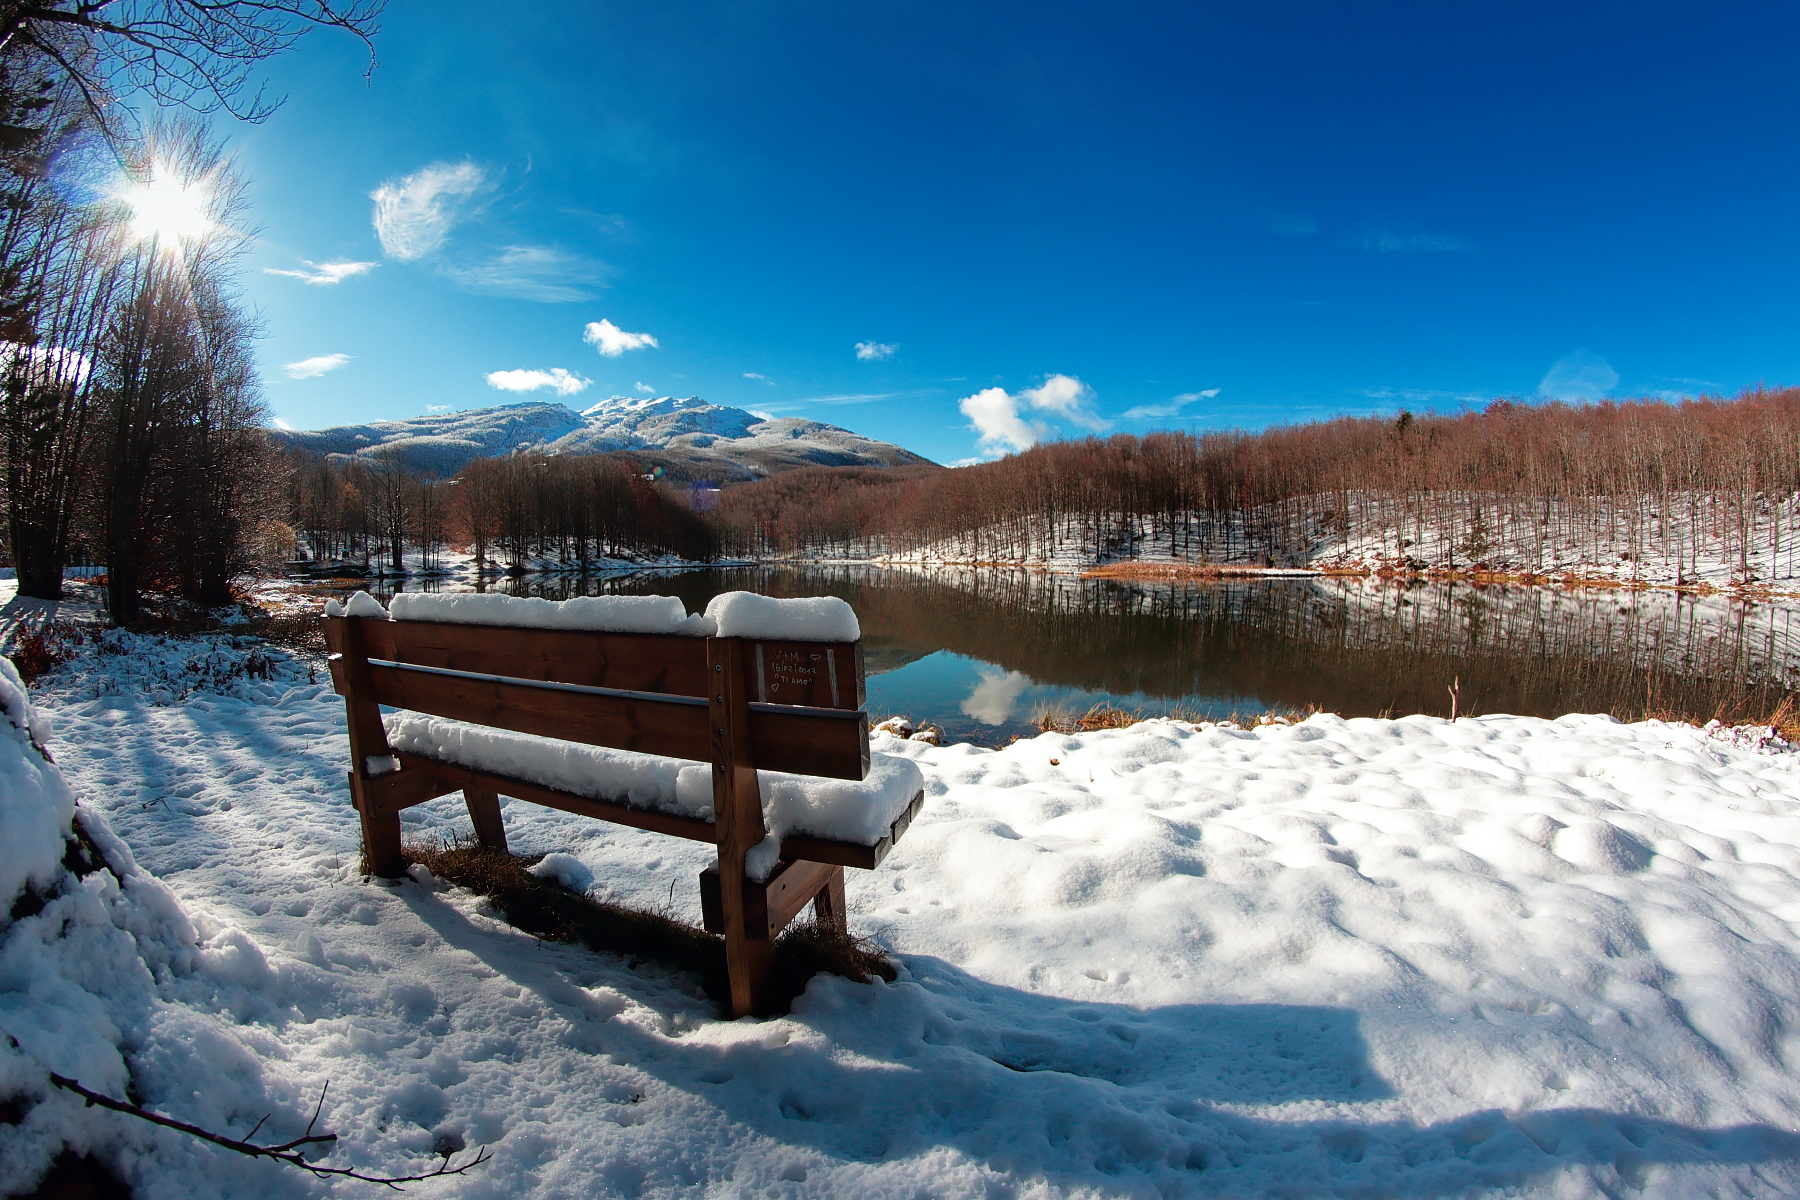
[{"xmin": 369, "ymin": 565, "xmax": 1800, "ymax": 747}]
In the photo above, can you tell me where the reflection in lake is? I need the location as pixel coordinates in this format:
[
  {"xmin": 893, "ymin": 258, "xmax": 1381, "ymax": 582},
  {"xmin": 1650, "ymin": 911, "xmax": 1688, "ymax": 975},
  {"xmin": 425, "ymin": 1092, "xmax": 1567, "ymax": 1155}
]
[{"xmin": 369, "ymin": 565, "xmax": 1800, "ymax": 747}]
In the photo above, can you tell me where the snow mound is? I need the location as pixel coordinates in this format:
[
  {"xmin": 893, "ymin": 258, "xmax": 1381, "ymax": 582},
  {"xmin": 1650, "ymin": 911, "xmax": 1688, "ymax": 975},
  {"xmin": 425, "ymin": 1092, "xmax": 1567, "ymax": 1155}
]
[
  {"xmin": 0, "ymin": 657, "xmax": 73, "ymax": 921},
  {"xmin": 704, "ymin": 591, "xmax": 860, "ymax": 641},
  {"xmin": 342, "ymin": 591, "xmax": 388, "ymax": 620},
  {"xmin": 389, "ymin": 590, "xmax": 715, "ymax": 635},
  {"xmin": 0, "ymin": 656, "xmax": 344, "ymax": 1196}
]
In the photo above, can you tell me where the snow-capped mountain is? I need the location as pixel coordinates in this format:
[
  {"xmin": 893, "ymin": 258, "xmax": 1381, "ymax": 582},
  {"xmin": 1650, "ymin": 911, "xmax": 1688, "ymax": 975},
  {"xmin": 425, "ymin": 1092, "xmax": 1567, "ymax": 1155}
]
[{"xmin": 269, "ymin": 395, "xmax": 936, "ymax": 477}]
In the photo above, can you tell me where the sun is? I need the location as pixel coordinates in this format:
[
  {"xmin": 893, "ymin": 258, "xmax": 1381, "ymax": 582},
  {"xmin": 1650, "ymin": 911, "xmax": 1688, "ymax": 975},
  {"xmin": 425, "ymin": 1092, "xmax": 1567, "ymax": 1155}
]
[{"xmin": 120, "ymin": 171, "xmax": 214, "ymax": 245}]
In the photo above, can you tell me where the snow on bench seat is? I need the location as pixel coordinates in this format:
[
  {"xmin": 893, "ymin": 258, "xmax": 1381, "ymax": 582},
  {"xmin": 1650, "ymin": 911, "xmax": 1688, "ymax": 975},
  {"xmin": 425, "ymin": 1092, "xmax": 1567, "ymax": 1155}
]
[{"xmin": 382, "ymin": 710, "xmax": 921, "ymax": 848}]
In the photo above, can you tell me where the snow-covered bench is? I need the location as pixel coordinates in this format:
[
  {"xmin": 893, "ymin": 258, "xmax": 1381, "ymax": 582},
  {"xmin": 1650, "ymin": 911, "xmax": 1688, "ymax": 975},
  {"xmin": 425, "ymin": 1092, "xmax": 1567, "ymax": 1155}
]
[{"xmin": 321, "ymin": 590, "xmax": 923, "ymax": 1017}]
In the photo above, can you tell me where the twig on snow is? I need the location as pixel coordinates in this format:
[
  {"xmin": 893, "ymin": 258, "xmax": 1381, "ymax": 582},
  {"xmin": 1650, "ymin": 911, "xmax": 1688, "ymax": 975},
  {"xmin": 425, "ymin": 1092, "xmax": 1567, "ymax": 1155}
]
[{"xmin": 47, "ymin": 1073, "xmax": 491, "ymax": 1188}]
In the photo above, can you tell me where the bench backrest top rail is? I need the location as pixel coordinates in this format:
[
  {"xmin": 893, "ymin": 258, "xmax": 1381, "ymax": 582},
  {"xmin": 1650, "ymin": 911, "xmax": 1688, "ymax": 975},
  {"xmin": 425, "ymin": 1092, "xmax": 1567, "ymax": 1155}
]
[
  {"xmin": 324, "ymin": 614, "xmax": 870, "ymax": 781},
  {"xmin": 337, "ymin": 616, "xmax": 865, "ymax": 711}
]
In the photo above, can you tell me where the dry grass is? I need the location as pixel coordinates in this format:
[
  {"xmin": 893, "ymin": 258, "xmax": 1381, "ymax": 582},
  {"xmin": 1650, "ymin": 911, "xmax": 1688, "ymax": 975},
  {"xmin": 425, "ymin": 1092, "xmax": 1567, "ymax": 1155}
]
[
  {"xmin": 404, "ymin": 836, "xmax": 894, "ymax": 1014},
  {"xmin": 1032, "ymin": 701, "xmax": 1320, "ymax": 735},
  {"xmin": 1643, "ymin": 691, "xmax": 1800, "ymax": 744}
]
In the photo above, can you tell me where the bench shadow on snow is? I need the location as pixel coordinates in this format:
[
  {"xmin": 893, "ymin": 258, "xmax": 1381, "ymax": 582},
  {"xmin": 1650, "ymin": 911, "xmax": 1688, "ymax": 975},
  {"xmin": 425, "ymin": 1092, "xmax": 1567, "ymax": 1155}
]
[{"xmin": 397, "ymin": 889, "xmax": 1800, "ymax": 1195}]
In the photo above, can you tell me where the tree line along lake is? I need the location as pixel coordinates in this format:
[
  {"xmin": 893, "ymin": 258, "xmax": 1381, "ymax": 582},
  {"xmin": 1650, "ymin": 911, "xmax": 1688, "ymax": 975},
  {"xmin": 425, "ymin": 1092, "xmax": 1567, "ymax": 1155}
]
[{"xmin": 358, "ymin": 565, "xmax": 1800, "ymax": 747}]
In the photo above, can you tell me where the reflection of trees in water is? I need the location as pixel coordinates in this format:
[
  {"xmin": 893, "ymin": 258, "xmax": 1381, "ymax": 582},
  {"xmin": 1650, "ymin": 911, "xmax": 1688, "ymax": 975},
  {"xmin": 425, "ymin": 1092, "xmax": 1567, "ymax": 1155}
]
[{"xmin": 414, "ymin": 565, "xmax": 1800, "ymax": 721}]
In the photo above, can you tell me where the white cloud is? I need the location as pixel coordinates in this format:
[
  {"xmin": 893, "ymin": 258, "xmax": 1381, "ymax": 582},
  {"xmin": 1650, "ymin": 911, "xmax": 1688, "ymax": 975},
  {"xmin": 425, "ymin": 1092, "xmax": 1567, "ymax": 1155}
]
[
  {"xmin": 1020, "ymin": 374, "xmax": 1105, "ymax": 430},
  {"xmin": 749, "ymin": 409, "xmax": 775, "ymax": 420},
  {"xmin": 855, "ymin": 341, "xmax": 897, "ymax": 361},
  {"xmin": 263, "ymin": 259, "xmax": 378, "ymax": 286},
  {"xmin": 284, "ymin": 353, "xmax": 352, "ymax": 380},
  {"xmin": 583, "ymin": 318, "xmax": 659, "ymax": 357},
  {"xmin": 370, "ymin": 161, "xmax": 487, "ymax": 260},
  {"xmin": 959, "ymin": 373, "xmax": 1106, "ymax": 456},
  {"xmin": 634, "ymin": 382, "xmax": 656, "ymax": 395},
  {"xmin": 743, "ymin": 372, "xmax": 775, "ymax": 384},
  {"xmin": 484, "ymin": 368, "xmax": 592, "ymax": 396},
  {"xmin": 425, "ymin": 404, "xmax": 450, "ymax": 413},
  {"xmin": 1538, "ymin": 349, "xmax": 1618, "ymax": 402},
  {"xmin": 1367, "ymin": 231, "xmax": 1470, "ymax": 253},
  {"xmin": 446, "ymin": 245, "xmax": 598, "ymax": 303},
  {"xmin": 270, "ymin": 416, "xmax": 294, "ymax": 431},
  {"xmin": 959, "ymin": 387, "xmax": 1047, "ymax": 456},
  {"xmin": 1123, "ymin": 388, "xmax": 1220, "ymax": 421}
]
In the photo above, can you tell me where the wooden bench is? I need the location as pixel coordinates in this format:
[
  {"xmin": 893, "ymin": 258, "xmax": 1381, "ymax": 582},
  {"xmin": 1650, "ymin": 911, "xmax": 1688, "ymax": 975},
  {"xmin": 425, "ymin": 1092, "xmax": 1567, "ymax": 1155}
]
[{"xmin": 321, "ymin": 605, "xmax": 922, "ymax": 1017}]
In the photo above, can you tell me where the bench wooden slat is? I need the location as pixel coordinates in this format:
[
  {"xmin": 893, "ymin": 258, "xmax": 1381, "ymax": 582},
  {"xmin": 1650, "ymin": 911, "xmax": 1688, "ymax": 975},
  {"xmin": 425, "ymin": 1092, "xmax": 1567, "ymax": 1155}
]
[
  {"xmin": 362, "ymin": 620, "xmax": 713, "ymax": 697},
  {"xmin": 391, "ymin": 751, "xmax": 718, "ymax": 842},
  {"xmin": 387, "ymin": 751, "xmax": 918, "ymax": 869},
  {"xmin": 365, "ymin": 661, "xmax": 870, "ymax": 780},
  {"xmin": 356, "ymin": 618, "xmax": 864, "ymax": 711}
]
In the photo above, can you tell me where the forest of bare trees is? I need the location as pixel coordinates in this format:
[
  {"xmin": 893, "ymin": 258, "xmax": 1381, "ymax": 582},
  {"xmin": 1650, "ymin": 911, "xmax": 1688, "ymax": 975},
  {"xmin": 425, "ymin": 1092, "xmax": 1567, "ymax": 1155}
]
[
  {"xmin": 707, "ymin": 389, "xmax": 1800, "ymax": 583},
  {"xmin": 287, "ymin": 449, "xmax": 716, "ymax": 572}
]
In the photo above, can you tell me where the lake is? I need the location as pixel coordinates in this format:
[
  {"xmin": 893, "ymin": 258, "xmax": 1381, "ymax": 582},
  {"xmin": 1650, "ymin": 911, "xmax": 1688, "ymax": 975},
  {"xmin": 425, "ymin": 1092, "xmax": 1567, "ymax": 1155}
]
[{"xmin": 369, "ymin": 565, "xmax": 1800, "ymax": 746}]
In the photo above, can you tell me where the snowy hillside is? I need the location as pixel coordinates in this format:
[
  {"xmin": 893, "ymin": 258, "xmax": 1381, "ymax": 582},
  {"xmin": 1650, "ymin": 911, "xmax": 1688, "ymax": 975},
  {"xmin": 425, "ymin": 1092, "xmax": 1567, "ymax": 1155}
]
[{"xmin": 270, "ymin": 395, "xmax": 935, "ymax": 479}]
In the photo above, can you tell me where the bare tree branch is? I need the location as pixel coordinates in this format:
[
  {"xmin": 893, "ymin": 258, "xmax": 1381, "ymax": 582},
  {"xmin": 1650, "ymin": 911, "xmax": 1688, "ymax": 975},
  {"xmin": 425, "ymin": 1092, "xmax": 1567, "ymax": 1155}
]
[
  {"xmin": 48, "ymin": 1072, "xmax": 493, "ymax": 1188},
  {"xmin": 0, "ymin": 0, "xmax": 383, "ymax": 125}
]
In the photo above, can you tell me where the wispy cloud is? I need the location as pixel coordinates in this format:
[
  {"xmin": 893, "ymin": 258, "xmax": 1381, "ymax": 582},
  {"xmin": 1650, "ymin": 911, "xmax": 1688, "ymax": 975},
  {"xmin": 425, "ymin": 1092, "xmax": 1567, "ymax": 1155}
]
[
  {"xmin": 447, "ymin": 245, "xmax": 600, "ymax": 303},
  {"xmin": 270, "ymin": 416, "xmax": 294, "ymax": 430},
  {"xmin": 1123, "ymin": 388, "xmax": 1220, "ymax": 421},
  {"xmin": 634, "ymin": 382, "xmax": 656, "ymax": 395},
  {"xmin": 264, "ymin": 259, "xmax": 378, "ymax": 286},
  {"xmin": 485, "ymin": 367, "xmax": 591, "ymax": 396},
  {"xmin": 743, "ymin": 372, "xmax": 775, "ymax": 384},
  {"xmin": 284, "ymin": 353, "xmax": 351, "ymax": 380},
  {"xmin": 583, "ymin": 318, "xmax": 658, "ymax": 357},
  {"xmin": 1356, "ymin": 386, "xmax": 1487, "ymax": 407},
  {"xmin": 370, "ymin": 160, "xmax": 488, "ymax": 260},
  {"xmin": 959, "ymin": 373, "xmax": 1105, "ymax": 457},
  {"xmin": 855, "ymin": 341, "xmax": 897, "ymax": 361},
  {"xmin": 791, "ymin": 392, "xmax": 898, "ymax": 405},
  {"xmin": 425, "ymin": 404, "xmax": 450, "ymax": 413},
  {"xmin": 1267, "ymin": 214, "xmax": 1319, "ymax": 236},
  {"xmin": 1366, "ymin": 231, "xmax": 1471, "ymax": 253},
  {"xmin": 1538, "ymin": 349, "xmax": 1618, "ymax": 402}
]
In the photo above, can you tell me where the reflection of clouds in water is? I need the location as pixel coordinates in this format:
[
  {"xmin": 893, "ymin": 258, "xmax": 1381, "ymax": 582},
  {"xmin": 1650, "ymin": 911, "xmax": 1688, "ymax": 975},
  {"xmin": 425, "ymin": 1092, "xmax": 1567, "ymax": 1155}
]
[{"xmin": 961, "ymin": 666, "xmax": 1034, "ymax": 725}]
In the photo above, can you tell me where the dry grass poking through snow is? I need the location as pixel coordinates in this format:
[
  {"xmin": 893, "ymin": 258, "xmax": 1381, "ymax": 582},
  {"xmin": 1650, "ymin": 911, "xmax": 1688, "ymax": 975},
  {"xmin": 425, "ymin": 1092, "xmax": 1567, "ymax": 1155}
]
[
  {"xmin": 404, "ymin": 836, "xmax": 894, "ymax": 1014},
  {"xmin": 1033, "ymin": 701, "xmax": 1321, "ymax": 735}
]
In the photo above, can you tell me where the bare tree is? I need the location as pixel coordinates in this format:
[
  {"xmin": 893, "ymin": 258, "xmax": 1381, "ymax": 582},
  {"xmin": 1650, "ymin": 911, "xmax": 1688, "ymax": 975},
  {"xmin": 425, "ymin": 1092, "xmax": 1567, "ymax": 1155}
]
[{"xmin": 0, "ymin": 1, "xmax": 383, "ymax": 127}]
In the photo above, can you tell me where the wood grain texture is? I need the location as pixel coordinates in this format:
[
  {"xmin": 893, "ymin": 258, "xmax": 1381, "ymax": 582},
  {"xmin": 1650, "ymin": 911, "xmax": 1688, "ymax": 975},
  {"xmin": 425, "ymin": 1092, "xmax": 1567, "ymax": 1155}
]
[
  {"xmin": 390, "ymin": 752, "xmax": 718, "ymax": 842},
  {"xmin": 365, "ymin": 661, "xmax": 869, "ymax": 779},
  {"xmin": 360, "ymin": 619, "xmax": 865, "ymax": 709},
  {"xmin": 710, "ymin": 636, "xmax": 773, "ymax": 1018}
]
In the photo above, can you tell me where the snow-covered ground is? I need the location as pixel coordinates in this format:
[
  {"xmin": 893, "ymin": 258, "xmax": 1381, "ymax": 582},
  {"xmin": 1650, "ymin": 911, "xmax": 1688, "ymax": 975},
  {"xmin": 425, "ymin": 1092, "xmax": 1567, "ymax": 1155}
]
[{"xmin": 9, "ymin": 607, "xmax": 1800, "ymax": 1195}]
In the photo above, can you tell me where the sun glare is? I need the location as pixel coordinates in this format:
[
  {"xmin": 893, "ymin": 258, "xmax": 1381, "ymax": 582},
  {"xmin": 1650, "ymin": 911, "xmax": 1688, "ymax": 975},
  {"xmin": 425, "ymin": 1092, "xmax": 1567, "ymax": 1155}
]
[{"xmin": 122, "ymin": 172, "xmax": 214, "ymax": 245}]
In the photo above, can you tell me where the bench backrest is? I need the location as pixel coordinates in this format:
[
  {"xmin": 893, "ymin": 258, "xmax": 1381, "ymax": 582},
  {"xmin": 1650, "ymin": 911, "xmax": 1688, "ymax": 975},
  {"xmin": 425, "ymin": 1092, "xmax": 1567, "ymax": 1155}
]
[{"xmin": 326, "ymin": 616, "xmax": 869, "ymax": 780}]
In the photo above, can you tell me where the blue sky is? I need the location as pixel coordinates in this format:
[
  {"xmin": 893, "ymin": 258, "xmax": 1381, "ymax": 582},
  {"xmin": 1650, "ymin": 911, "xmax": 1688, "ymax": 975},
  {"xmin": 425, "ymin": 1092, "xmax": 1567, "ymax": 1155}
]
[{"xmin": 227, "ymin": 0, "xmax": 1800, "ymax": 466}]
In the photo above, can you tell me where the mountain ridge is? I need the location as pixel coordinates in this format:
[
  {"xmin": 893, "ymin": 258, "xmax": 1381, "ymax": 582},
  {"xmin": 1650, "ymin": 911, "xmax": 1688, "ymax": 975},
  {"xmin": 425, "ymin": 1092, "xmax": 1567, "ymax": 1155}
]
[{"xmin": 269, "ymin": 395, "xmax": 937, "ymax": 479}]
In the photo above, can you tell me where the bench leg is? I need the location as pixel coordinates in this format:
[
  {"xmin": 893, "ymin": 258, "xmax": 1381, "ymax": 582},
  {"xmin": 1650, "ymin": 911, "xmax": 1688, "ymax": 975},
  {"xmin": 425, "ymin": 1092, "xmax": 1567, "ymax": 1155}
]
[
  {"xmin": 352, "ymin": 772, "xmax": 406, "ymax": 878},
  {"xmin": 463, "ymin": 786, "xmax": 507, "ymax": 853},
  {"xmin": 811, "ymin": 866, "xmax": 847, "ymax": 934}
]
